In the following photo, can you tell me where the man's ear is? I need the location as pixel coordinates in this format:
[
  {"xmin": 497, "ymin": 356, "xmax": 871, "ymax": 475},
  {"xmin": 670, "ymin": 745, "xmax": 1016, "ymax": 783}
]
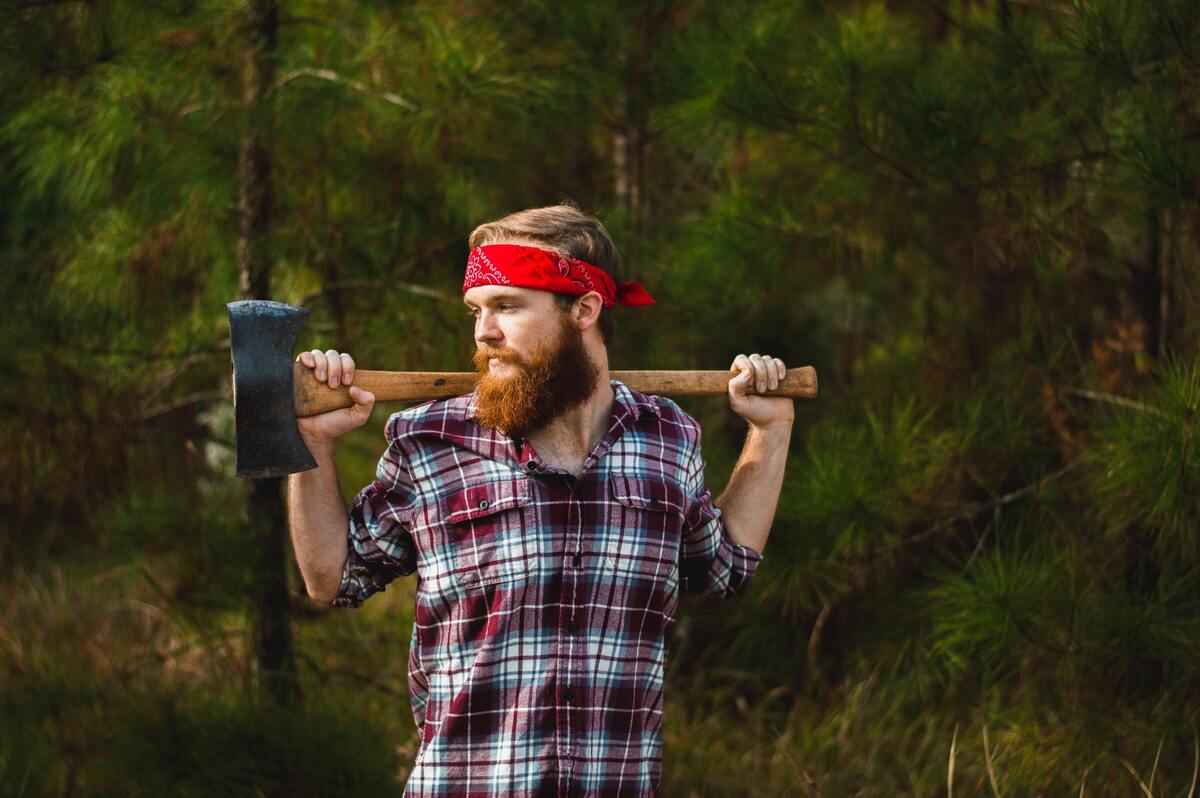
[{"xmin": 573, "ymin": 292, "xmax": 604, "ymax": 331}]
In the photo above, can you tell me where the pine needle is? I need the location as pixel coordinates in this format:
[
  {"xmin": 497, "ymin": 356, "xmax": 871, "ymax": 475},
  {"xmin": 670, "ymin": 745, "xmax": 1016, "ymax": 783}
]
[
  {"xmin": 982, "ymin": 724, "xmax": 1003, "ymax": 798},
  {"xmin": 1077, "ymin": 761, "xmax": 1093, "ymax": 798},
  {"xmin": 947, "ymin": 722, "xmax": 959, "ymax": 798},
  {"xmin": 1064, "ymin": 387, "xmax": 1166, "ymax": 418},
  {"xmin": 1120, "ymin": 758, "xmax": 1154, "ymax": 798},
  {"xmin": 1147, "ymin": 734, "xmax": 1164, "ymax": 795},
  {"xmin": 1188, "ymin": 730, "xmax": 1198, "ymax": 798}
]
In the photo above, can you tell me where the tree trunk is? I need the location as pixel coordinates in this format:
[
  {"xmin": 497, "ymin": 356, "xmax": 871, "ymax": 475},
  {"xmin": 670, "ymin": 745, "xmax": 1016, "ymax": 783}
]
[
  {"xmin": 612, "ymin": 84, "xmax": 643, "ymax": 225},
  {"xmin": 1157, "ymin": 209, "xmax": 1172, "ymax": 358},
  {"xmin": 319, "ymin": 158, "xmax": 348, "ymax": 344},
  {"xmin": 1137, "ymin": 209, "xmax": 1165, "ymax": 359},
  {"xmin": 237, "ymin": 0, "xmax": 298, "ymax": 709},
  {"xmin": 613, "ymin": 6, "xmax": 666, "ymax": 261}
]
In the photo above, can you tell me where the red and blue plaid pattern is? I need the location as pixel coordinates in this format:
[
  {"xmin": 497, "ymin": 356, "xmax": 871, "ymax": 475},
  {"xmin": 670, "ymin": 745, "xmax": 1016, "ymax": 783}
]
[{"xmin": 333, "ymin": 379, "xmax": 763, "ymax": 797}]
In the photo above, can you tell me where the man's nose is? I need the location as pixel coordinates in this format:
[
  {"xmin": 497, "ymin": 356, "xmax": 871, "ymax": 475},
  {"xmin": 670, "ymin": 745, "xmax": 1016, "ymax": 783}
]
[{"xmin": 474, "ymin": 312, "xmax": 503, "ymax": 345}]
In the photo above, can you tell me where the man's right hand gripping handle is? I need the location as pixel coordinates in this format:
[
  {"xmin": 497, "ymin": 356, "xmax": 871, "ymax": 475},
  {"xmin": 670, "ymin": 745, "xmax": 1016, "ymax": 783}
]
[
  {"xmin": 288, "ymin": 349, "xmax": 376, "ymax": 604},
  {"xmin": 295, "ymin": 349, "xmax": 376, "ymax": 444}
]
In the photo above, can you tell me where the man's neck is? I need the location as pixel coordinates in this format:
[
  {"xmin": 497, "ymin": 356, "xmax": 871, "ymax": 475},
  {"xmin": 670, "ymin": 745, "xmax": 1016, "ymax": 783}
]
[{"xmin": 525, "ymin": 363, "xmax": 614, "ymax": 467}]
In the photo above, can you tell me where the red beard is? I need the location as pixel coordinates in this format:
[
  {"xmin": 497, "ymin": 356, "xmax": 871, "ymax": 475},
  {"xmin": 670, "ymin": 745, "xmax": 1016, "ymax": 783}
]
[{"xmin": 472, "ymin": 311, "xmax": 600, "ymax": 440}]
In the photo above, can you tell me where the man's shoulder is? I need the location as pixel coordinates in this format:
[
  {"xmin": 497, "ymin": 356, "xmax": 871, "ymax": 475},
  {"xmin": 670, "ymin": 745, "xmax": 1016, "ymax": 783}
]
[
  {"xmin": 619, "ymin": 383, "xmax": 702, "ymax": 448},
  {"xmin": 382, "ymin": 394, "xmax": 473, "ymax": 442}
]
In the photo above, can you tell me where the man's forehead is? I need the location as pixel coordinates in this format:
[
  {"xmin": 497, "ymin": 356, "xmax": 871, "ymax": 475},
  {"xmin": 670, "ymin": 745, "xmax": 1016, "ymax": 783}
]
[{"xmin": 463, "ymin": 285, "xmax": 551, "ymax": 305}]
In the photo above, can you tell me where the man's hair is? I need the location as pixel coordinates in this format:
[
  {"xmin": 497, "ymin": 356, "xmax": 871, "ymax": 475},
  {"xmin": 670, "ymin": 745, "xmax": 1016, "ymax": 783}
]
[{"xmin": 468, "ymin": 203, "xmax": 622, "ymax": 346}]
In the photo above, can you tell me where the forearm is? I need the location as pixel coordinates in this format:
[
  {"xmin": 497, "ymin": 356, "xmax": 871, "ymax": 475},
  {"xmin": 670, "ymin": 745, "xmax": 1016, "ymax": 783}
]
[
  {"xmin": 713, "ymin": 422, "xmax": 793, "ymax": 553},
  {"xmin": 286, "ymin": 441, "xmax": 350, "ymax": 604}
]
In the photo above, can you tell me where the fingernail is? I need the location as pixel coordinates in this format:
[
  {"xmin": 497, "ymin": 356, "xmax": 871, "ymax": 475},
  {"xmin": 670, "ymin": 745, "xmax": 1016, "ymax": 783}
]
[
  {"xmin": 331, "ymin": 377, "xmax": 338, "ymax": 388},
  {"xmin": 317, "ymin": 371, "xmax": 325, "ymax": 380}
]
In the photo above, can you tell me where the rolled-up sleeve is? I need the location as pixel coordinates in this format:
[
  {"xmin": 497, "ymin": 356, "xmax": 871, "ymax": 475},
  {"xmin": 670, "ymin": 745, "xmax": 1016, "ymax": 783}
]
[
  {"xmin": 678, "ymin": 429, "xmax": 763, "ymax": 599},
  {"xmin": 332, "ymin": 415, "xmax": 419, "ymax": 608}
]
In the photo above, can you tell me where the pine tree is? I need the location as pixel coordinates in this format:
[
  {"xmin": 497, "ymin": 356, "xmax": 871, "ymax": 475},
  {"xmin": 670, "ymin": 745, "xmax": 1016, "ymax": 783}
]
[{"xmin": 2, "ymin": 0, "xmax": 1198, "ymax": 794}]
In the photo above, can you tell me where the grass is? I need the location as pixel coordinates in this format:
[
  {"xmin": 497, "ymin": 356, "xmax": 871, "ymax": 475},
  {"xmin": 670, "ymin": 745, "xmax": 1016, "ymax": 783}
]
[
  {"xmin": 3, "ymin": 543, "xmax": 1199, "ymax": 796},
  {"xmin": 0, "ymin": 555, "xmax": 416, "ymax": 797}
]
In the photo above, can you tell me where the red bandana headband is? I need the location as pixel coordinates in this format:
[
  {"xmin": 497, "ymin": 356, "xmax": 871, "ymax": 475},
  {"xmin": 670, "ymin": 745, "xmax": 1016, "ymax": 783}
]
[{"xmin": 462, "ymin": 244, "xmax": 655, "ymax": 308}]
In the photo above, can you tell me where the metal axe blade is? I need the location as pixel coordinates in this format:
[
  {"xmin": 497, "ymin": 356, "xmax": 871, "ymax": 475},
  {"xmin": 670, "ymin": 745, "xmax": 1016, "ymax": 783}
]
[{"xmin": 227, "ymin": 300, "xmax": 317, "ymax": 479}]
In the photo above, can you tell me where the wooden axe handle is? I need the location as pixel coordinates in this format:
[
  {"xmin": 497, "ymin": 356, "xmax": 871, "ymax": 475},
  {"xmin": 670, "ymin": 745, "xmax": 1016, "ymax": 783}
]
[{"xmin": 293, "ymin": 363, "xmax": 817, "ymax": 417}]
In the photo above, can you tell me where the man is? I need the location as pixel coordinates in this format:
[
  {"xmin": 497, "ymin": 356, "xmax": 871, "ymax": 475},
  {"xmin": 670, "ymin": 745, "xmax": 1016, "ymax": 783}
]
[{"xmin": 288, "ymin": 204, "xmax": 793, "ymax": 797}]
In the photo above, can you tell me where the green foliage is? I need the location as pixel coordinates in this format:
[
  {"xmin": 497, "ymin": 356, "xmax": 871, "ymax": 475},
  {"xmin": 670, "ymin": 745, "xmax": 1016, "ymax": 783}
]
[
  {"xmin": 2, "ymin": 0, "xmax": 1199, "ymax": 794},
  {"xmin": 1084, "ymin": 357, "xmax": 1200, "ymax": 558}
]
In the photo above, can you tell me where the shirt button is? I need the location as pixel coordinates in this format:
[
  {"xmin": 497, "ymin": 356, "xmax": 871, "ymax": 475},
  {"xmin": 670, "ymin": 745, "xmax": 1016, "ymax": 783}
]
[
  {"xmin": 478, "ymin": 499, "xmax": 490, "ymax": 510},
  {"xmin": 526, "ymin": 461, "xmax": 539, "ymax": 471},
  {"xmin": 571, "ymin": 552, "xmax": 582, "ymax": 567},
  {"xmin": 564, "ymin": 687, "xmax": 573, "ymax": 702},
  {"xmin": 568, "ymin": 620, "xmax": 577, "ymax": 634}
]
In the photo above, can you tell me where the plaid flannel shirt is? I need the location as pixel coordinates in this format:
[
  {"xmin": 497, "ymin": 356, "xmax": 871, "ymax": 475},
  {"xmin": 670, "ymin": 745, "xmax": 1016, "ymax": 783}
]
[{"xmin": 333, "ymin": 379, "xmax": 763, "ymax": 797}]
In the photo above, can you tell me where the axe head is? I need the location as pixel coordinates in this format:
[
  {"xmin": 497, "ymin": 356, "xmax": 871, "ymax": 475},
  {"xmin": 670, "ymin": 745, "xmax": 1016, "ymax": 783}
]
[{"xmin": 227, "ymin": 300, "xmax": 316, "ymax": 478}]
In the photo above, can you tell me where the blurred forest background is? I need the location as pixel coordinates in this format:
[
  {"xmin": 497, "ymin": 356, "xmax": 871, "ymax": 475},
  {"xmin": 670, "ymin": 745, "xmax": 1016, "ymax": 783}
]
[{"xmin": 2, "ymin": 0, "xmax": 1199, "ymax": 795}]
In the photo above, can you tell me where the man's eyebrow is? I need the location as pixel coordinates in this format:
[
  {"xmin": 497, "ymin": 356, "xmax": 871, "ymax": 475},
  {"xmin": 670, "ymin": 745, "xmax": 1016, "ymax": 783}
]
[{"xmin": 464, "ymin": 292, "xmax": 524, "ymax": 306}]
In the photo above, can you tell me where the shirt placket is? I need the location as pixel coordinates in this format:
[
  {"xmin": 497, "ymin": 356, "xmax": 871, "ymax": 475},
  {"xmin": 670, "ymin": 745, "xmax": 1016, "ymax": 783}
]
[
  {"xmin": 512, "ymin": 441, "xmax": 582, "ymax": 794},
  {"xmin": 510, "ymin": 397, "xmax": 642, "ymax": 798},
  {"xmin": 560, "ymin": 474, "xmax": 586, "ymax": 793}
]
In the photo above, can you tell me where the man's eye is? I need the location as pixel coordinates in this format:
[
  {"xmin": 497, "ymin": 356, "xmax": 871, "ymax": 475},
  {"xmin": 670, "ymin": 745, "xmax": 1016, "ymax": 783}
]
[{"xmin": 465, "ymin": 305, "xmax": 515, "ymax": 316}]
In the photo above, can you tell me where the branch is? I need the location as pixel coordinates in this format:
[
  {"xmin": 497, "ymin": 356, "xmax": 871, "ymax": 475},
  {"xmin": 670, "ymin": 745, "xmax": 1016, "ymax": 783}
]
[
  {"xmin": 0, "ymin": 0, "xmax": 86, "ymax": 10},
  {"xmin": 836, "ymin": 463, "xmax": 1083, "ymax": 589},
  {"xmin": 68, "ymin": 340, "xmax": 230, "ymax": 363},
  {"xmin": 730, "ymin": 45, "xmax": 916, "ymax": 190},
  {"xmin": 139, "ymin": 389, "xmax": 228, "ymax": 420},
  {"xmin": 847, "ymin": 67, "xmax": 925, "ymax": 189},
  {"xmin": 1002, "ymin": 0, "xmax": 1077, "ymax": 15},
  {"xmin": 899, "ymin": 461, "xmax": 1083, "ymax": 551},
  {"xmin": 716, "ymin": 96, "xmax": 912, "ymax": 189},
  {"xmin": 299, "ymin": 278, "xmax": 453, "ymax": 307},
  {"xmin": 295, "ymin": 649, "xmax": 410, "ymax": 699},
  {"xmin": 1063, "ymin": 387, "xmax": 1166, "ymax": 418},
  {"xmin": 273, "ymin": 67, "xmax": 418, "ymax": 111}
]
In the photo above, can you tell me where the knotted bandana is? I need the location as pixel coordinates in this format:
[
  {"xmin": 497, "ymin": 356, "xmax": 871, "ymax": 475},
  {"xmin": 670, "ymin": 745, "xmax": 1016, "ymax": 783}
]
[{"xmin": 462, "ymin": 244, "xmax": 655, "ymax": 308}]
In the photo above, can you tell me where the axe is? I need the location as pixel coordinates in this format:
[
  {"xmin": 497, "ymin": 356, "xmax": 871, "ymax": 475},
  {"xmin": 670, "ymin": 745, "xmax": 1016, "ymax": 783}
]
[{"xmin": 227, "ymin": 299, "xmax": 819, "ymax": 478}]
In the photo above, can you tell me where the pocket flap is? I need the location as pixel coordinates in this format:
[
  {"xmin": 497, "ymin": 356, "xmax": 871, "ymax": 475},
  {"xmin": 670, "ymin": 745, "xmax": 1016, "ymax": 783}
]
[
  {"xmin": 441, "ymin": 478, "xmax": 531, "ymax": 525},
  {"xmin": 609, "ymin": 473, "xmax": 686, "ymax": 515}
]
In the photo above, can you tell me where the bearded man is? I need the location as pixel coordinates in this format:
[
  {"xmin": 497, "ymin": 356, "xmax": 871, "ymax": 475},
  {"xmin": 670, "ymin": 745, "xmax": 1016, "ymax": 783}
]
[{"xmin": 288, "ymin": 204, "xmax": 793, "ymax": 797}]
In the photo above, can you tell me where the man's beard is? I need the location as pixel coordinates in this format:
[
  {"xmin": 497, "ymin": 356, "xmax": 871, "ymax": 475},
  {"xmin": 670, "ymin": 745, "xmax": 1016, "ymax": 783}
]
[{"xmin": 472, "ymin": 312, "xmax": 600, "ymax": 440}]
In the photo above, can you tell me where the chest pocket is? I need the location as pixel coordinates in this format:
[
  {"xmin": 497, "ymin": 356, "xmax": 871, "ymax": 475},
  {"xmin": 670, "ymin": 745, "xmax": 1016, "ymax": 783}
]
[
  {"xmin": 601, "ymin": 474, "xmax": 687, "ymax": 580},
  {"xmin": 442, "ymin": 478, "xmax": 535, "ymax": 589}
]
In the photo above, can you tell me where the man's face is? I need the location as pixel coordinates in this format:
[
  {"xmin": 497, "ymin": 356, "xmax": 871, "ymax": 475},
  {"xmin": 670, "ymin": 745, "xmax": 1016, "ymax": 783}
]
[{"xmin": 464, "ymin": 285, "xmax": 599, "ymax": 438}]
